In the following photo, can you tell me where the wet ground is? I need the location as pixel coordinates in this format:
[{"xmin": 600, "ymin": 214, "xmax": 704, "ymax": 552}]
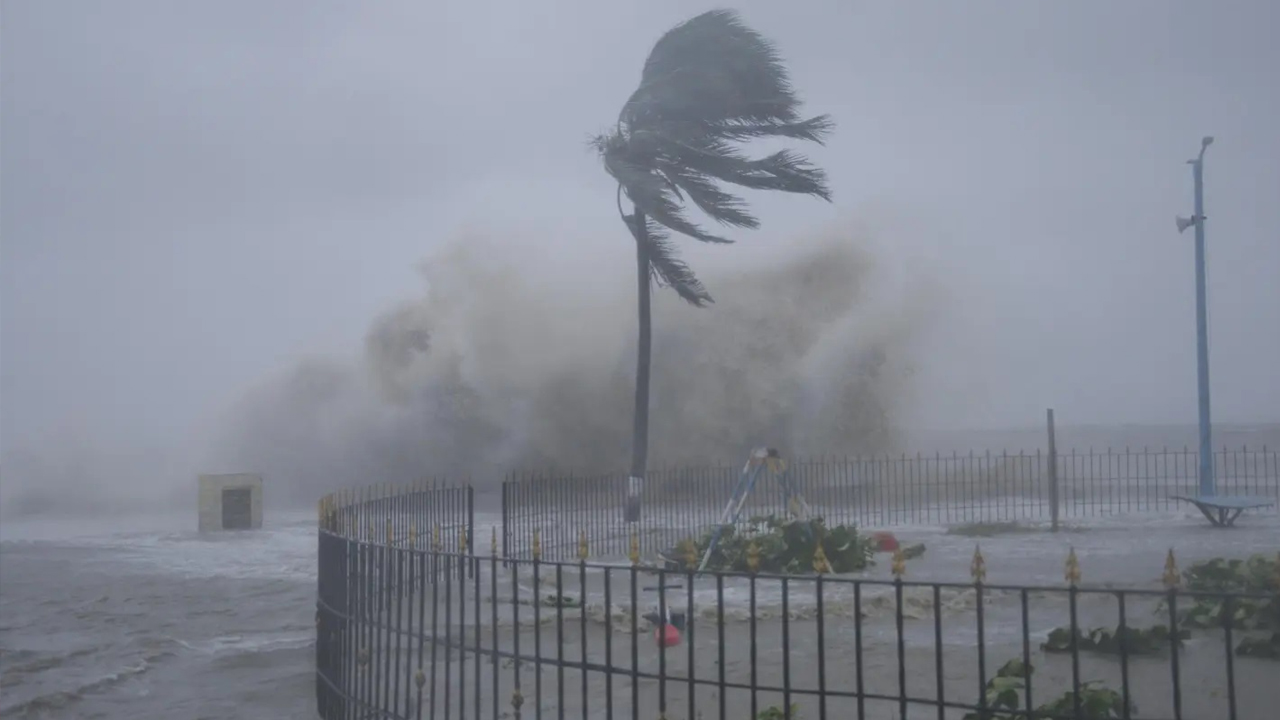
[{"xmin": 3, "ymin": 506, "xmax": 1277, "ymax": 719}]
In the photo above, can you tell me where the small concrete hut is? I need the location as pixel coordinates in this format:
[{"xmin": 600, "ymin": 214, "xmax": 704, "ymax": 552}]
[{"xmin": 197, "ymin": 473, "xmax": 263, "ymax": 532}]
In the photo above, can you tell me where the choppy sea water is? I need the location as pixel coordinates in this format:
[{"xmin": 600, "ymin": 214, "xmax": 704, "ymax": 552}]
[
  {"xmin": 0, "ymin": 511, "xmax": 319, "ymax": 720},
  {"xmin": 2, "ymin": 506, "xmax": 1277, "ymax": 719}
]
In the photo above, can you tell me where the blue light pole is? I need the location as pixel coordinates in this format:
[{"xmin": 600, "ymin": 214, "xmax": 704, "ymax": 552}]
[{"xmin": 1176, "ymin": 135, "xmax": 1215, "ymax": 497}]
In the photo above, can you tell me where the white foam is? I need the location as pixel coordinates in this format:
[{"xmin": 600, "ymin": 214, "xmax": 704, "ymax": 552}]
[
  {"xmin": 0, "ymin": 510, "xmax": 320, "ymax": 581},
  {"xmin": 172, "ymin": 631, "xmax": 314, "ymax": 655}
]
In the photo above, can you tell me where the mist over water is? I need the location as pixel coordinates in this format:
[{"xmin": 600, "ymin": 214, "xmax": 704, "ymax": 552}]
[
  {"xmin": 5, "ymin": 2, "xmax": 1278, "ymax": 528},
  {"xmin": 208, "ymin": 223, "xmax": 946, "ymax": 506}
]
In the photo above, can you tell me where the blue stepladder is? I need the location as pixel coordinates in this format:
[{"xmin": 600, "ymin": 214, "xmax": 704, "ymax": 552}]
[{"xmin": 695, "ymin": 447, "xmax": 812, "ymax": 572}]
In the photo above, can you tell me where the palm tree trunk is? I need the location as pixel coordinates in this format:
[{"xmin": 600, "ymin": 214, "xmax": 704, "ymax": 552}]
[{"xmin": 626, "ymin": 211, "xmax": 651, "ymax": 523}]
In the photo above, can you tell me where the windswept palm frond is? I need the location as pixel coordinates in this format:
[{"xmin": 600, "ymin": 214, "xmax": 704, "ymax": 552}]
[
  {"xmin": 628, "ymin": 214, "xmax": 713, "ymax": 307},
  {"xmin": 597, "ymin": 132, "xmax": 734, "ymax": 244},
  {"xmin": 595, "ymin": 7, "xmax": 833, "ymax": 267},
  {"xmin": 627, "ymin": 9, "xmax": 811, "ymax": 130}
]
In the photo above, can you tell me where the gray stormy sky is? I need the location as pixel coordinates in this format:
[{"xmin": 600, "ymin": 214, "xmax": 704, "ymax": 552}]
[{"xmin": 2, "ymin": 1, "xmax": 1278, "ymax": 471}]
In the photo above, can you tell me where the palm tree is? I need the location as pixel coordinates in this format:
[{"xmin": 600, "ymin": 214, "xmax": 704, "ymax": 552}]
[{"xmin": 593, "ymin": 9, "xmax": 832, "ymax": 522}]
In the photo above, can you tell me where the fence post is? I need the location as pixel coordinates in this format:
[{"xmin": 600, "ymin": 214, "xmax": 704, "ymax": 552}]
[
  {"xmin": 501, "ymin": 478, "xmax": 511, "ymax": 565},
  {"xmin": 1048, "ymin": 408, "xmax": 1060, "ymax": 531},
  {"xmin": 467, "ymin": 485, "xmax": 475, "ymax": 579}
]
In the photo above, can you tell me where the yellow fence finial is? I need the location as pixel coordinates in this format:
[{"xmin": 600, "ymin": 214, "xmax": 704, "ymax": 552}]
[
  {"xmin": 532, "ymin": 529, "xmax": 542, "ymax": 561},
  {"xmin": 891, "ymin": 548, "xmax": 906, "ymax": 579},
  {"xmin": 628, "ymin": 526, "xmax": 640, "ymax": 566},
  {"xmin": 971, "ymin": 545, "xmax": 987, "ymax": 584},
  {"xmin": 459, "ymin": 526, "xmax": 468, "ymax": 554},
  {"xmin": 813, "ymin": 540, "xmax": 831, "ymax": 575},
  {"xmin": 681, "ymin": 538, "xmax": 698, "ymax": 569},
  {"xmin": 491, "ymin": 526, "xmax": 498, "ymax": 557},
  {"xmin": 746, "ymin": 539, "xmax": 761, "ymax": 574},
  {"xmin": 432, "ymin": 524, "xmax": 442, "ymax": 552},
  {"xmin": 578, "ymin": 530, "xmax": 589, "ymax": 562},
  {"xmin": 1065, "ymin": 547, "xmax": 1081, "ymax": 586},
  {"xmin": 1162, "ymin": 549, "xmax": 1180, "ymax": 589}
]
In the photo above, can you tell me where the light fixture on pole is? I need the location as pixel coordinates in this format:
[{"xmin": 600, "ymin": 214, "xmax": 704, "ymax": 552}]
[{"xmin": 1175, "ymin": 135, "xmax": 1215, "ymax": 497}]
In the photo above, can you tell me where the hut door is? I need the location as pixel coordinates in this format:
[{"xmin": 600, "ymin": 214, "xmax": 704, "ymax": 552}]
[{"xmin": 221, "ymin": 487, "xmax": 253, "ymax": 529}]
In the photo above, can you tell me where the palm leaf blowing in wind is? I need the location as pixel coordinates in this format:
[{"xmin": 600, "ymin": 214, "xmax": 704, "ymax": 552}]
[
  {"xmin": 594, "ymin": 8, "xmax": 833, "ymax": 301},
  {"xmin": 592, "ymin": 8, "xmax": 832, "ymax": 521}
]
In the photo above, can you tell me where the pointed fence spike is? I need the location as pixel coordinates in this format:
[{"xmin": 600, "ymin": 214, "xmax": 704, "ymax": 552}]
[
  {"xmin": 1065, "ymin": 547, "xmax": 1081, "ymax": 586},
  {"xmin": 1162, "ymin": 548, "xmax": 1180, "ymax": 589},
  {"xmin": 813, "ymin": 540, "xmax": 831, "ymax": 575},
  {"xmin": 746, "ymin": 540, "xmax": 761, "ymax": 574},
  {"xmin": 971, "ymin": 545, "xmax": 987, "ymax": 584}
]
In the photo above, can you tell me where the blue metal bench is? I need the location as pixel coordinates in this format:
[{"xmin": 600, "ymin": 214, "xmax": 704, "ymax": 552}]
[{"xmin": 1171, "ymin": 495, "xmax": 1276, "ymax": 527}]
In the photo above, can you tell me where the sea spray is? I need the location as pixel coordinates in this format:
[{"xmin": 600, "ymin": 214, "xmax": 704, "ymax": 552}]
[{"xmin": 213, "ymin": 223, "xmax": 947, "ymax": 505}]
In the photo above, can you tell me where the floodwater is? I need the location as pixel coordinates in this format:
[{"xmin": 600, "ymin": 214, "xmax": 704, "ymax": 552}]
[
  {"xmin": 0, "ymin": 511, "xmax": 319, "ymax": 720},
  {"xmin": 3, "ymin": 507, "xmax": 1278, "ymax": 719}
]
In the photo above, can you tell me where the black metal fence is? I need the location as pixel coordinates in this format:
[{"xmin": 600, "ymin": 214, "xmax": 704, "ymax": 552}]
[
  {"xmin": 502, "ymin": 446, "xmax": 1279, "ymax": 561},
  {"xmin": 320, "ymin": 483, "xmax": 474, "ymax": 547},
  {"xmin": 316, "ymin": 483, "xmax": 474, "ymax": 718},
  {"xmin": 316, "ymin": 483, "xmax": 1279, "ymax": 720}
]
